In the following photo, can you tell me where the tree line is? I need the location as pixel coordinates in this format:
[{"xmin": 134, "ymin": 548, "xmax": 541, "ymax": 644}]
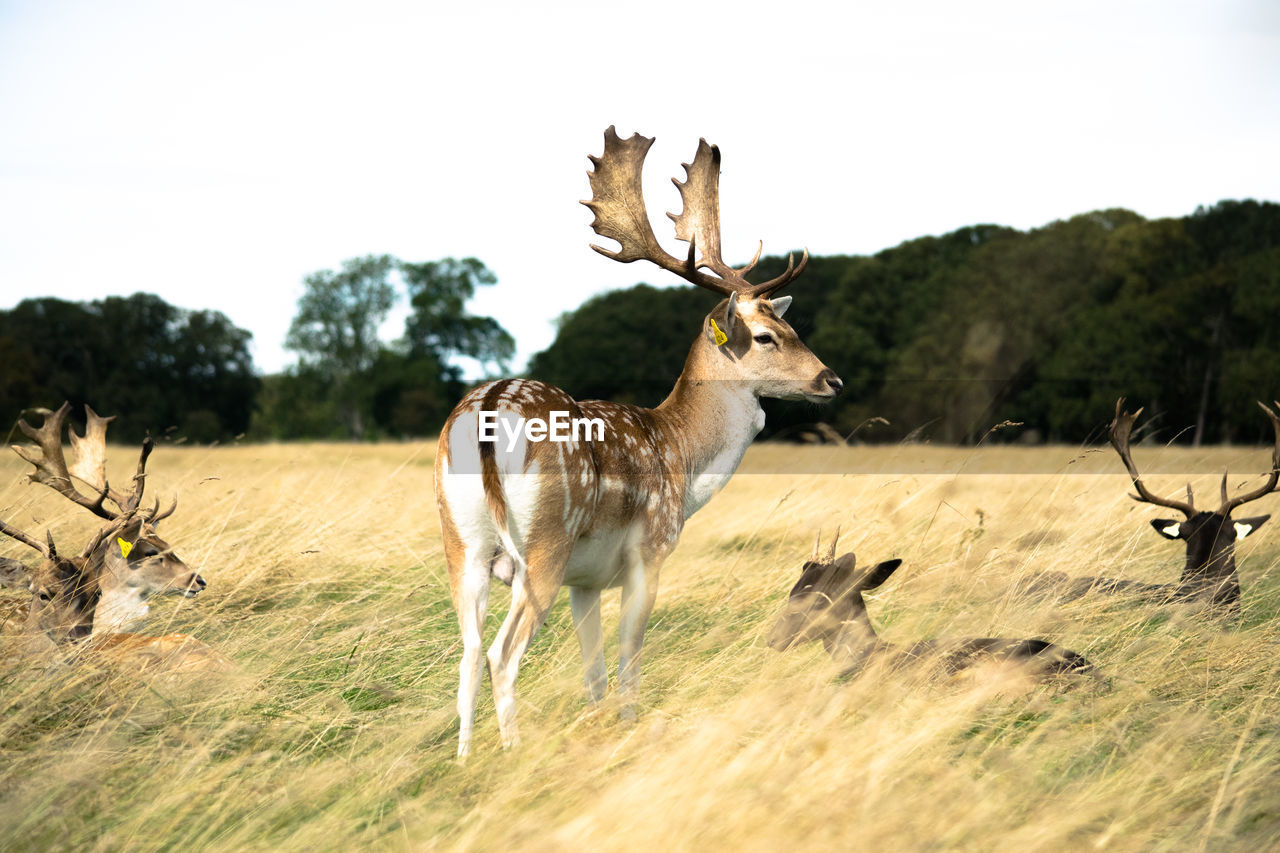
[
  {"xmin": 2, "ymin": 200, "xmax": 1276, "ymax": 445},
  {"xmin": 533, "ymin": 199, "xmax": 1280, "ymax": 445}
]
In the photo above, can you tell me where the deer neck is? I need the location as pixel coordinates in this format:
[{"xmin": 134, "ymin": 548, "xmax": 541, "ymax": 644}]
[
  {"xmin": 91, "ymin": 552, "xmax": 151, "ymax": 635},
  {"xmin": 827, "ymin": 609, "xmax": 887, "ymax": 668},
  {"xmin": 1177, "ymin": 531, "xmax": 1240, "ymax": 604},
  {"xmin": 655, "ymin": 337, "xmax": 765, "ymax": 519}
]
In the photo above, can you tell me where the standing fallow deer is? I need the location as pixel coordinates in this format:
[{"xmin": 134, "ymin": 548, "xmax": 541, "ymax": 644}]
[
  {"xmin": 11, "ymin": 402, "xmax": 206, "ymax": 632},
  {"xmin": 769, "ymin": 532, "xmax": 1094, "ymax": 679},
  {"xmin": 435, "ymin": 127, "xmax": 842, "ymax": 757},
  {"xmin": 1029, "ymin": 398, "xmax": 1279, "ymax": 612}
]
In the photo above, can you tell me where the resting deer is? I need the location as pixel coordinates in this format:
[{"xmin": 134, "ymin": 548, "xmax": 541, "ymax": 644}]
[
  {"xmin": 769, "ymin": 531, "xmax": 1094, "ymax": 679},
  {"xmin": 10, "ymin": 402, "xmax": 205, "ymax": 632},
  {"xmin": 0, "ymin": 514, "xmax": 230, "ymax": 671},
  {"xmin": 0, "ymin": 517, "xmax": 114, "ymax": 654},
  {"xmin": 435, "ymin": 127, "xmax": 842, "ymax": 757},
  {"xmin": 1030, "ymin": 399, "xmax": 1279, "ymax": 612}
]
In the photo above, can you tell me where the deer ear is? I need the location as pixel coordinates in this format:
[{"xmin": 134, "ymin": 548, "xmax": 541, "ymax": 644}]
[
  {"xmin": 860, "ymin": 559, "xmax": 902, "ymax": 591},
  {"xmin": 1151, "ymin": 519, "xmax": 1183, "ymax": 540},
  {"xmin": 1234, "ymin": 515, "xmax": 1269, "ymax": 540},
  {"xmin": 769, "ymin": 295, "xmax": 792, "ymax": 318},
  {"xmin": 723, "ymin": 292, "xmax": 739, "ymax": 337}
]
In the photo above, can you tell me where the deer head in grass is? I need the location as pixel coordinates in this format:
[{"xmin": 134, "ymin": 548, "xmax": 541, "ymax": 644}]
[{"xmin": 1104, "ymin": 398, "xmax": 1279, "ymax": 609}]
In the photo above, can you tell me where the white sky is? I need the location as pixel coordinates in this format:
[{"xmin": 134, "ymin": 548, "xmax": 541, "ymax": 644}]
[{"xmin": 2, "ymin": 0, "xmax": 1277, "ymax": 376}]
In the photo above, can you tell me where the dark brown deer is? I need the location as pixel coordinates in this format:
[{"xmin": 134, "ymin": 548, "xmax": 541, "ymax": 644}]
[
  {"xmin": 769, "ymin": 532, "xmax": 1093, "ymax": 678},
  {"xmin": 0, "ymin": 516, "xmax": 115, "ymax": 653},
  {"xmin": 436, "ymin": 127, "xmax": 842, "ymax": 757},
  {"xmin": 1031, "ymin": 398, "xmax": 1279, "ymax": 612},
  {"xmin": 11, "ymin": 403, "xmax": 206, "ymax": 632},
  {"xmin": 0, "ymin": 514, "xmax": 230, "ymax": 671}
]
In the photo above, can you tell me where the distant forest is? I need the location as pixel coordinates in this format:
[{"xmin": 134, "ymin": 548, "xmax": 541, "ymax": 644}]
[{"xmin": 2, "ymin": 199, "xmax": 1276, "ymax": 446}]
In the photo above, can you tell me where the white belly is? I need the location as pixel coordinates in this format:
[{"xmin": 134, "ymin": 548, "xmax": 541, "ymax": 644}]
[{"xmin": 561, "ymin": 524, "xmax": 639, "ymax": 589}]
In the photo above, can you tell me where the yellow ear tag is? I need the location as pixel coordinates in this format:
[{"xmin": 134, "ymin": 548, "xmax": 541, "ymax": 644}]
[
  {"xmin": 710, "ymin": 318, "xmax": 728, "ymax": 346},
  {"xmin": 117, "ymin": 538, "xmax": 133, "ymax": 559}
]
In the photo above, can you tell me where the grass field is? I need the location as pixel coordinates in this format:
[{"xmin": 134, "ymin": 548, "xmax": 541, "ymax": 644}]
[{"xmin": 3, "ymin": 439, "xmax": 1280, "ymax": 850}]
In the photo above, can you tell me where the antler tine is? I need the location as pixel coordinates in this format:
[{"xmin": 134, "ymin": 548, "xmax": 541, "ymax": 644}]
[
  {"xmin": 1108, "ymin": 398, "xmax": 1196, "ymax": 517},
  {"xmin": 149, "ymin": 494, "xmax": 178, "ymax": 524},
  {"xmin": 1219, "ymin": 400, "xmax": 1280, "ymax": 514},
  {"xmin": 13, "ymin": 402, "xmax": 115, "ymax": 520},
  {"xmin": 737, "ymin": 241, "xmax": 764, "ymax": 279},
  {"xmin": 825, "ymin": 525, "xmax": 841, "ymax": 561},
  {"xmin": 583, "ymin": 127, "xmax": 734, "ymax": 296},
  {"xmin": 747, "ymin": 247, "xmax": 810, "ymax": 298},
  {"xmin": 121, "ymin": 437, "xmax": 155, "ymax": 515},
  {"xmin": 811, "ymin": 529, "xmax": 822, "ymax": 562},
  {"xmin": 0, "ymin": 517, "xmax": 50, "ymax": 558}
]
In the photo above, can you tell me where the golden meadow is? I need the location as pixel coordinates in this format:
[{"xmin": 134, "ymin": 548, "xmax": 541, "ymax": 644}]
[{"xmin": 3, "ymin": 440, "xmax": 1280, "ymax": 850}]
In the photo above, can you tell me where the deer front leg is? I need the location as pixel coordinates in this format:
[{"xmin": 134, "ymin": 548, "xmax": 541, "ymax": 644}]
[
  {"xmin": 570, "ymin": 586, "xmax": 608, "ymax": 702},
  {"xmin": 618, "ymin": 548, "xmax": 663, "ymax": 714}
]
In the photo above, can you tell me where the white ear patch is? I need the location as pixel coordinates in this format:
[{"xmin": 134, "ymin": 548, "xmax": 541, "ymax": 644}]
[
  {"xmin": 1160, "ymin": 522, "xmax": 1181, "ymax": 538},
  {"xmin": 1235, "ymin": 522, "xmax": 1254, "ymax": 540},
  {"xmin": 769, "ymin": 295, "xmax": 792, "ymax": 318}
]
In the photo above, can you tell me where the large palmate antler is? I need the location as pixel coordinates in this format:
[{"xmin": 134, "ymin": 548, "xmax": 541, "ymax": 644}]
[
  {"xmin": 1219, "ymin": 401, "xmax": 1280, "ymax": 514},
  {"xmin": 582, "ymin": 126, "xmax": 807, "ymax": 298},
  {"xmin": 11, "ymin": 403, "xmax": 176, "ymax": 524},
  {"xmin": 1108, "ymin": 398, "xmax": 1197, "ymax": 517}
]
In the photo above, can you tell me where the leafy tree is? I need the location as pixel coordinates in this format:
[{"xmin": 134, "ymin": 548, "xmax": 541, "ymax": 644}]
[
  {"xmin": 400, "ymin": 257, "xmax": 515, "ymax": 376},
  {"xmin": 268, "ymin": 255, "xmax": 514, "ymax": 439},
  {"xmin": 284, "ymin": 254, "xmax": 398, "ymax": 437}
]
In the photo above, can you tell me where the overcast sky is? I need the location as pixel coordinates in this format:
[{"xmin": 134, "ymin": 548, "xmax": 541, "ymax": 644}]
[{"xmin": 2, "ymin": 0, "xmax": 1277, "ymax": 376}]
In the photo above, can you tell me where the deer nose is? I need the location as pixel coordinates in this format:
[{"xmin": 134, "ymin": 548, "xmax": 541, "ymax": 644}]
[
  {"xmin": 817, "ymin": 368, "xmax": 843, "ymax": 394},
  {"xmin": 190, "ymin": 574, "xmax": 207, "ymax": 591}
]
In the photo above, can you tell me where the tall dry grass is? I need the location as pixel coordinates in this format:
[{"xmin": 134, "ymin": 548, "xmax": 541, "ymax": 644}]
[{"xmin": 2, "ymin": 440, "xmax": 1279, "ymax": 850}]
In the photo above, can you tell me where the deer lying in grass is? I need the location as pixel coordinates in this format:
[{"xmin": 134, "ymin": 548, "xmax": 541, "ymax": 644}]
[
  {"xmin": 1029, "ymin": 399, "xmax": 1279, "ymax": 612},
  {"xmin": 0, "ymin": 515, "xmax": 230, "ymax": 671},
  {"xmin": 436, "ymin": 128, "xmax": 842, "ymax": 756},
  {"xmin": 1, "ymin": 404, "xmax": 226, "ymax": 671},
  {"xmin": 9, "ymin": 402, "xmax": 205, "ymax": 632},
  {"xmin": 769, "ymin": 532, "xmax": 1093, "ymax": 679}
]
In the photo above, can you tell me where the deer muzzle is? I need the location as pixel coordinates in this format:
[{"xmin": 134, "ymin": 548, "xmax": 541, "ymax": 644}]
[{"xmin": 179, "ymin": 572, "xmax": 207, "ymax": 597}]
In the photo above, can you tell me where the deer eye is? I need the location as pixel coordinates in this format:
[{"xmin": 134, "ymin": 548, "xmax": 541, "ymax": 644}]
[
  {"xmin": 753, "ymin": 333, "xmax": 776, "ymax": 347},
  {"xmin": 37, "ymin": 590, "xmax": 52, "ymax": 601}
]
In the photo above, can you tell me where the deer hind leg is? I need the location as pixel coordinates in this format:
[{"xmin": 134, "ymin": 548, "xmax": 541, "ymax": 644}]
[
  {"xmin": 487, "ymin": 537, "xmax": 572, "ymax": 749},
  {"xmin": 453, "ymin": 547, "xmax": 492, "ymax": 759},
  {"xmin": 570, "ymin": 587, "xmax": 607, "ymax": 702}
]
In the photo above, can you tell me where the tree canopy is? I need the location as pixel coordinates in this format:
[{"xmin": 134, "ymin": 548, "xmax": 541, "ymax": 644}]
[
  {"xmin": 529, "ymin": 200, "xmax": 1280, "ymax": 445},
  {"xmin": 0, "ymin": 293, "xmax": 257, "ymax": 443}
]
